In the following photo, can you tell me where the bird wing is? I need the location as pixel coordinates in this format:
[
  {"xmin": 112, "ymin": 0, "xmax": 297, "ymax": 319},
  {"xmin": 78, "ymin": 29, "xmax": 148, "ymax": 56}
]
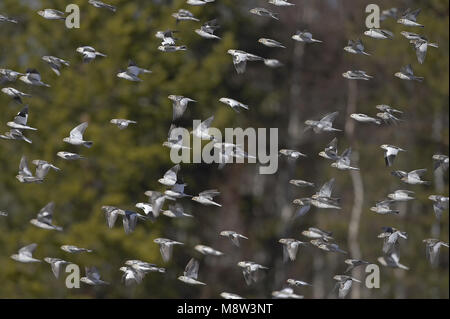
[
  {"xmin": 70, "ymin": 122, "xmax": 88, "ymax": 139},
  {"xmin": 122, "ymin": 211, "xmax": 138, "ymax": 234},
  {"xmin": 318, "ymin": 178, "xmax": 335, "ymax": 198},
  {"xmin": 19, "ymin": 243, "xmax": 37, "ymax": 257},
  {"xmin": 14, "ymin": 106, "xmax": 29, "ymax": 125},
  {"xmin": 160, "ymin": 243, "xmax": 172, "ymax": 262},
  {"xmin": 37, "ymin": 202, "xmax": 55, "ymax": 224},
  {"xmin": 410, "ymin": 168, "xmax": 427, "ymax": 178},
  {"xmin": 184, "ymin": 258, "xmax": 199, "ymax": 279},
  {"xmin": 200, "ymin": 115, "xmax": 215, "ymax": 131},
  {"xmin": 172, "ymin": 98, "xmax": 188, "ymax": 121},
  {"xmin": 232, "ymin": 54, "xmax": 247, "ymax": 74},
  {"xmin": 164, "ymin": 164, "xmax": 180, "ymax": 181},
  {"xmin": 19, "ymin": 156, "xmax": 33, "ymax": 177},
  {"xmin": 199, "ymin": 189, "xmax": 220, "ymax": 200},
  {"xmin": 321, "ymin": 112, "xmax": 339, "ymax": 124}
]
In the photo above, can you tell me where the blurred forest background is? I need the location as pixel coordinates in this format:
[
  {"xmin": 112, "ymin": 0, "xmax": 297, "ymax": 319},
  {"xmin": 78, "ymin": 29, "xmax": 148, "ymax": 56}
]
[{"xmin": 0, "ymin": 0, "xmax": 448, "ymax": 299}]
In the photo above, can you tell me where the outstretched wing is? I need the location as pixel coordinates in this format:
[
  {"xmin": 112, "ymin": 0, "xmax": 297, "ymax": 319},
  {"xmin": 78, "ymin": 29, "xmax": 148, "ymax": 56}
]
[
  {"xmin": 70, "ymin": 122, "xmax": 88, "ymax": 139},
  {"xmin": 184, "ymin": 258, "xmax": 199, "ymax": 279}
]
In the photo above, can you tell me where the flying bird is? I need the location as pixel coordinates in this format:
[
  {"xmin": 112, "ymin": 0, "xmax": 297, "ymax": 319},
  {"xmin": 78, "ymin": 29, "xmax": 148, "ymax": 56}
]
[
  {"xmin": 289, "ymin": 179, "xmax": 315, "ymax": 188},
  {"xmin": 219, "ymin": 98, "xmax": 249, "ymax": 113},
  {"xmin": 110, "ymin": 119, "xmax": 137, "ymax": 129},
  {"xmin": 428, "ymin": 195, "xmax": 449, "ymax": 220},
  {"xmin": 292, "ymin": 30, "xmax": 322, "ymax": 43},
  {"xmin": 350, "ymin": 113, "xmax": 381, "ymax": 124},
  {"xmin": 227, "ymin": 49, "xmax": 264, "ymax": 74},
  {"xmin": 154, "ymin": 238, "xmax": 184, "ymax": 262},
  {"xmin": 432, "ymin": 154, "xmax": 448, "ymax": 172},
  {"xmin": 319, "ymin": 137, "xmax": 339, "ymax": 160},
  {"xmin": 370, "ymin": 200, "xmax": 399, "ymax": 215},
  {"xmin": 279, "ymin": 149, "xmax": 307, "ymax": 159},
  {"xmin": 397, "ymin": 8, "xmax": 423, "ymax": 27},
  {"xmin": 423, "ymin": 239, "xmax": 449, "ymax": 267},
  {"xmin": 162, "ymin": 204, "xmax": 193, "ymax": 218},
  {"xmin": 1, "ymin": 87, "xmax": 31, "ymax": 104},
  {"xmin": 30, "ymin": 202, "xmax": 63, "ymax": 231},
  {"xmin": 331, "ymin": 148, "xmax": 359, "ymax": 171},
  {"xmin": 187, "ymin": 0, "xmax": 215, "ymax": 6},
  {"xmin": 158, "ymin": 164, "xmax": 181, "ymax": 186},
  {"xmin": 169, "ymin": 95, "xmax": 196, "ymax": 122},
  {"xmin": 344, "ymin": 39, "xmax": 370, "ymax": 55},
  {"xmin": 19, "ymin": 69, "xmax": 50, "ymax": 87},
  {"xmin": 144, "ymin": 191, "xmax": 174, "ymax": 218},
  {"xmin": 0, "ymin": 69, "xmax": 24, "ymax": 82},
  {"xmin": 310, "ymin": 239, "xmax": 347, "ymax": 254},
  {"xmin": 381, "ymin": 144, "xmax": 406, "ymax": 167},
  {"xmin": 63, "ymin": 122, "xmax": 93, "ymax": 148},
  {"xmin": 301, "ymin": 227, "xmax": 334, "ymax": 242},
  {"xmin": 192, "ymin": 116, "xmax": 216, "ymax": 141},
  {"xmin": 395, "ymin": 64, "xmax": 423, "ymax": 82},
  {"xmin": 57, "ymin": 151, "xmax": 84, "ymax": 160},
  {"xmin": 164, "ymin": 125, "xmax": 191, "ymax": 151},
  {"xmin": 37, "ymin": 9, "xmax": 65, "ymax": 20},
  {"xmin": 364, "ymin": 29, "xmax": 394, "ymax": 40},
  {"xmin": 221, "ymin": 292, "xmax": 244, "ymax": 299},
  {"xmin": 42, "ymin": 56, "xmax": 70, "ymax": 76},
  {"xmin": 410, "ymin": 37, "xmax": 438, "ymax": 64},
  {"xmin": 237, "ymin": 261, "xmax": 268, "ymax": 285},
  {"xmin": 304, "ymin": 112, "xmax": 341, "ymax": 134},
  {"xmin": 195, "ymin": 245, "xmax": 224, "ymax": 256},
  {"xmin": 81, "ymin": 267, "xmax": 109, "ymax": 286},
  {"xmin": 178, "ymin": 258, "xmax": 206, "ymax": 285},
  {"xmin": 195, "ymin": 19, "xmax": 220, "ymax": 39},
  {"xmin": 387, "ymin": 190, "xmax": 415, "ymax": 202},
  {"xmin": 287, "ymin": 279, "xmax": 311, "ymax": 287},
  {"xmin": 391, "ymin": 169, "xmax": 430, "ymax": 185},
  {"xmin": 88, "ymin": 0, "xmax": 116, "ymax": 12},
  {"xmin": 342, "ymin": 70, "xmax": 373, "ymax": 80},
  {"xmin": 44, "ymin": 258, "xmax": 70, "ymax": 278},
  {"xmin": 117, "ymin": 60, "xmax": 151, "ymax": 82},
  {"xmin": 192, "ymin": 189, "xmax": 221, "ymax": 207},
  {"xmin": 220, "ymin": 231, "xmax": 248, "ymax": 247},
  {"xmin": 76, "ymin": 46, "xmax": 107, "ymax": 63},
  {"xmin": 249, "ymin": 8, "xmax": 279, "ymax": 20},
  {"xmin": 272, "ymin": 287, "xmax": 303, "ymax": 299},
  {"xmin": 264, "ymin": 59, "xmax": 283, "ymax": 68},
  {"xmin": 61, "ymin": 245, "xmax": 92, "ymax": 254},
  {"xmin": 333, "ymin": 275, "xmax": 361, "ymax": 299},
  {"xmin": 378, "ymin": 250, "xmax": 409, "ymax": 270},
  {"xmin": 279, "ymin": 239, "xmax": 307, "ymax": 262},
  {"xmin": 0, "ymin": 14, "xmax": 18, "ymax": 23},
  {"xmin": 16, "ymin": 156, "xmax": 43, "ymax": 184},
  {"xmin": 172, "ymin": 9, "xmax": 199, "ymax": 23},
  {"xmin": 11, "ymin": 243, "xmax": 41, "ymax": 263},
  {"xmin": 258, "ymin": 38, "xmax": 286, "ymax": 48},
  {"xmin": 269, "ymin": 0, "xmax": 295, "ymax": 6}
]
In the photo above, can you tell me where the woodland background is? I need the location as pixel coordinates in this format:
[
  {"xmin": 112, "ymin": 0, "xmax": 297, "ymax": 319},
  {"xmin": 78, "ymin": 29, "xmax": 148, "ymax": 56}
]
[{"xmin": 0, "ymin": 0, "xmax": 448, "ymax": 298}]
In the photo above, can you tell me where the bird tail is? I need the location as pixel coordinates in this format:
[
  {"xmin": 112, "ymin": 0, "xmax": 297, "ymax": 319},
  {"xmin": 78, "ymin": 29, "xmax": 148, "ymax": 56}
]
[
  {"xmin": 428, "ymin": 43, "xmax": 439, "ymax": 48},
  {"xmin": 414, "ymin": 76, "xmax": 424, "ymax": 82},
  {"xmin": 84, "ymin": 141, "xmax": 94, "ymax": 148}
]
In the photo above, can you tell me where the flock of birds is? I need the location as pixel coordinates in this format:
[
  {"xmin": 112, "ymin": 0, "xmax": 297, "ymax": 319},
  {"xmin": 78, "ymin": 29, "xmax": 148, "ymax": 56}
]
[{"xmin": 1, "ymin": 0, "xmax": 449, "ymax": 299}]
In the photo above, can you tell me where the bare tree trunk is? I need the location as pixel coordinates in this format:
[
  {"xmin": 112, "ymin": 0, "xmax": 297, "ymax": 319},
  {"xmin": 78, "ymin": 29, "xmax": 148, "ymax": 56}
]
[{"xmin": 344, "ymin": 80, "xmax": 364, "ymax": 299}]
